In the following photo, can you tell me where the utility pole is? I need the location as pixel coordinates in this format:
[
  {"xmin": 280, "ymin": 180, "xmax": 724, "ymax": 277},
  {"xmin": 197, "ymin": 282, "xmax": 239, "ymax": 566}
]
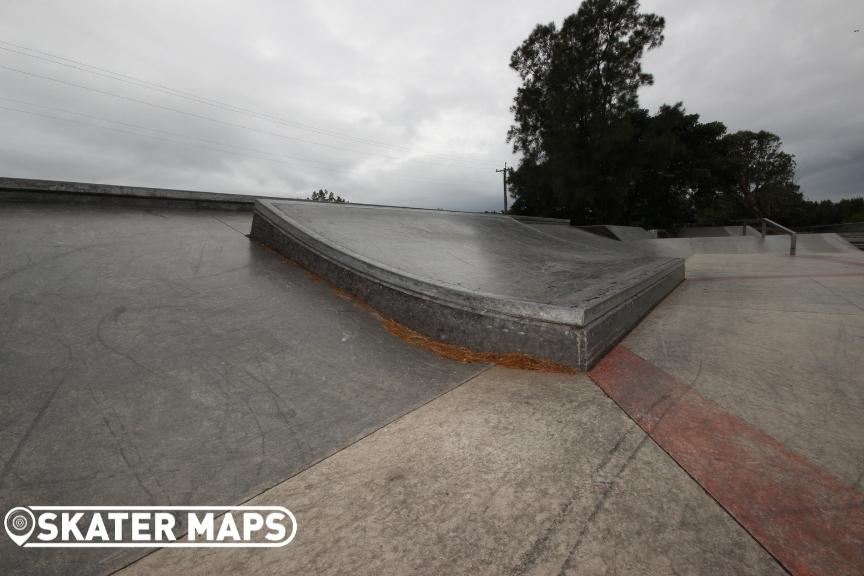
[{"xmin": 495, "ymin": 162, "xmax": 508, "ymax": 213}]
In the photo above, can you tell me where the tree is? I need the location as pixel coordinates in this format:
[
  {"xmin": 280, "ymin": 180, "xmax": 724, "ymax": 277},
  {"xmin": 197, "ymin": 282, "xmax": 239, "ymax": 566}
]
[
  {"xmin": 719, "ymin": 130, "xmax": 801, "ymax": 221},
  {"xmin": 505, "ymin": 3, "xmax": 819, "ymax": 233},
  {"xmin": 308, "ymin": 189, "xmax": 347, "ymax": 203},
  {"xmin": 626, "ymin": 104, "xmax": 729, "ymax": 233},
  {"xmin": 507, "ymin": 0, "xmax": 664, "ymax": 223}
]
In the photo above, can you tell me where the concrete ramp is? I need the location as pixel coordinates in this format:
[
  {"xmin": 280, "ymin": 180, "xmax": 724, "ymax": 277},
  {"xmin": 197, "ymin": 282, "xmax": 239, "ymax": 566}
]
[
  {"xmin": 510, "ymin": 218, "xmax": 655, "ymax": 243},
  {"xmin": 509, "ymin": 216, "xmax": 647, "ymax": 254},
  {"xmin": 724, "ymin": 225, "xmax": 761, "ymax": 237},
  {"xmin": 630, "ymin": 233, "xmax": 859, "ymax": 258},
  {"xmin": 678, "ymin": 226, "xmax": 733, "ymax": 238},
  {"xmin": 796, "ymin": 232, "xmax": 861, "ymax": 253},
  {"xmin": 575, "ymin": 224, "xmax": 656, "ymax": 242},
  {"xmin": 251, "ymin": 200, "xmax": 683, "ymax": 370}
]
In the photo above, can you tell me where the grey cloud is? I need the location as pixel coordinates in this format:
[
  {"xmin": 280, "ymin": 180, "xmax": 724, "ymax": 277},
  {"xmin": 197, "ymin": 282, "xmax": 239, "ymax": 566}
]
[{"xmin": 0, "ymin": 0, "xmax": 861, "ymax": 212}]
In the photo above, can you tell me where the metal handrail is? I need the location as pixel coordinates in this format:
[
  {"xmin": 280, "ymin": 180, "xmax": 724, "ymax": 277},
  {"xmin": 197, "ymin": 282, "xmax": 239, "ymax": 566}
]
[
  {"xmin": 740, "ymin": 218, "xmax": 797, "ymax": 255},
  {"xmin": 761, "ymin": 218, "xmax": 797, "ymax": 256}
]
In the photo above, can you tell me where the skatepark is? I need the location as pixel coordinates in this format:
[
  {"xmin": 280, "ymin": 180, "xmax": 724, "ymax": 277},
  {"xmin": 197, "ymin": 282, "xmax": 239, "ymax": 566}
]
[{"xmin": 2, "ymin": 178, "xmax": 863, "ymax": 575}]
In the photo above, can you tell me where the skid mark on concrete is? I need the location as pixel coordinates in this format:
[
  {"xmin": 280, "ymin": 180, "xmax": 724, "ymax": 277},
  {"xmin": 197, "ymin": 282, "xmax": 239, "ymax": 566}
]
[{"xmin": 589, "ymin": 345, "xmax": 864, "ymax": 576}]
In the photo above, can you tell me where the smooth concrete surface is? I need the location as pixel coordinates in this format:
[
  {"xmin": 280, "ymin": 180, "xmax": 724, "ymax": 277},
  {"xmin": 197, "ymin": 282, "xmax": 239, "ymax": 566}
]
[
  {"xmin": 800, "ymin": 222, "xmax": 864, "ymax": 250},
  {"xmin": 724, "ymin": 225, "xmax": 762, "ymax": 237},
  {"xmin": 508, "ymin": 215, "xmax": 570, "ymax": 225},
  {"xmin": 629, "ymin": 232, "xmax": 858, "ymax": 257},
  {"xmin": 677, "ymin": 226, "xmax": 733, "ymax": 238},
  {"xmin": 676, "ymin": 225, "xmax": 763, "ymax": 238},
  {"xmin": 575, "ymin": 224, "xmax": 656, "ymax": 242},
  {"xmin": 119, "ymin": 367, "xmax": 784, "ymax": 576},
  {"xmin": 4, "ymin": 193, "xmax": 861, "ymax": 575},
  {"xmin": 251, "ymin": 200, "xmax": 684, "ymax": 369},
  {"xmin": 621, "ymin": 251, "xmax": 864, "ymax": 488},
  {"xmin": 0, "ymin": 204, "xmax": 484, "ymax": 576},
  {"xmin": 590, "ymin": 345, "xmax": 864, "ymax": 575},
  {"xmin": 514, "ymin": 219, "xmax": 648, "ymax": 254},
  {"xmin": 0, "ymin": 176, "xmax": 287, "ymax": 210}
]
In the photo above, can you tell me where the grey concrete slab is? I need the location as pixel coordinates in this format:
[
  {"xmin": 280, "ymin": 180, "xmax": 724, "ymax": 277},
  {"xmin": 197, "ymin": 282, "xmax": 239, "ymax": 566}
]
[
  {"xmin": 0, "ymin": 203, "xmax": 484, "ymax": 576},
  {"xmin": 622, "ymin": 251, "xmax": 864, "ymax": 487},
  {"xmin": 251, "ymin": 200, "xmax": 684, "ymax": 369},
  {"xmin": 508, "ymin": 215, "xmax": 570, "ymax": 225},
  {"xmin": 677, "ymin": 226, "xmax": 733, "ymax": 238},
  {"xmin": 683, "ymin": 251, "xmax": 864, "ymax": 278},
  {"xmin": 724, "ymin": 225, "xmax": 761, "ymax": 237},
  {"xmin": 0, "ymin": 176, "xmax": 290, "ymax": 210},
  {"xmin": 604, "ymin": 224, "xmax": 656, "ymax": 241},
  {"xmin": 575, "ymin": 224, "xmax": 656, "ymax": 242},
  {"xmin": 513, "ymin": 218, "xmax": 648, "ymax": 254},
  {"xmin": 796, "ymin": 232, "xmax": 862, "ymax": 253},
  {"xmin": 630, "ymin": 232, "xmax": 858, "ymax": 257},
  {"xmin": 119, "ymin": 367, "xmax": 784, "ymax": 576},
  {"xmin": 806, "ymin": 223, "xmax": 864, "ymax": 251}
]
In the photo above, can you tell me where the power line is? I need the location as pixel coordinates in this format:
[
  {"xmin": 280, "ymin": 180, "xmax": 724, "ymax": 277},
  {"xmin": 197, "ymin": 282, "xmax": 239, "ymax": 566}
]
[
  {"xmin": 0, "ymin": 99, "xmax": 493, "ymax": 190},
  {"xmin": 0, "ymin": 39, "xmax": 499, "ymax": 170},
  {"xmin": 0, "ymin": 95, "xmax": 493, "ymax": 186},
  {"xmin": 0, "ymin": 97, "xmax": 333, "ymax": 170},
  {"xmin": 0, "ymin": 62, "xmax": 500, "ymax": 176}
]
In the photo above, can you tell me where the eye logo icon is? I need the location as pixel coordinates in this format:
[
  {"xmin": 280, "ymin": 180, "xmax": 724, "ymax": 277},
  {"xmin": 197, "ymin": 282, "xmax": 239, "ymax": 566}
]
[{"xmin": 4, "ymin": 507, "xmax": 35, "ymax": 546}]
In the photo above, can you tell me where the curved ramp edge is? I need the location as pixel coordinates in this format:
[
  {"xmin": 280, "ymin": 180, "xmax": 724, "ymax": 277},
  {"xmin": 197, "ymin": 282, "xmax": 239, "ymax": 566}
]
[{"xmin": 251, "ymin": 200, "xmax": 684, "ymax": 370}]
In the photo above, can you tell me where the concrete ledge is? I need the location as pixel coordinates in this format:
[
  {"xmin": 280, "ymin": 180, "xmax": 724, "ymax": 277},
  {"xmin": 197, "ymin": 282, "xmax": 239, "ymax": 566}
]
[
  {"xmin": 0, "ymin": 176, "xmax": 287, "ymax": 211},
  {"xmin": 251, "ymin": 200, "xmax": 684, "ymax": 370}
]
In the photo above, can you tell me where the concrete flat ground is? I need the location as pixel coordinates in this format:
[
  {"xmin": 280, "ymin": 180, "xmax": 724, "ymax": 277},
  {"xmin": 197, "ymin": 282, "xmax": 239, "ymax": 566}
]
[
  {"xmin": 0, "ymin": 204, "xmax": 482, "ymax": 574},
  {"xmin": 3, "ymin": 202, "xmax": 863, "ymax": 575},
  {"xmin": 626, "ymin": 250, "xmax": 864, "ymax": 488},
  {"xmin": 120, "ymin": 368, "xmax": 783, "ymax": 576},
  {"xmin": 596, "ymin": 251, "xmax": 864, "ymax": 575}
]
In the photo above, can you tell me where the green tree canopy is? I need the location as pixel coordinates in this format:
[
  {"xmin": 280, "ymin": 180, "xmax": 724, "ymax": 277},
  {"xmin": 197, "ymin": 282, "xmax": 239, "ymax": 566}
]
[
  {"xmin": 625, "ymin": 104, "xmax": 729, "ymax": 233},
  {"xmin": 507, "ymin": 0, "xmax": 664, "ymax": 223},
  {"xmin": 721, "ymin": 130, "xmax": 801, "ymax": 220},
  {"xmin": 308, "ymin": 189, "xmax": 347, "ymax": 203},
  {"xmin": 505, "ymin": 2, "xmax": 854, "ymax": 232}
]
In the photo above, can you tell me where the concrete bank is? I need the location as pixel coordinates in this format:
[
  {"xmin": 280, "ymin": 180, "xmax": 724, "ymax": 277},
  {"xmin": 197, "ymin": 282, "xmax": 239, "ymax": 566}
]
[{"xmin": 250, "ymin": 199, "xmax": 684, "ymax": 370}]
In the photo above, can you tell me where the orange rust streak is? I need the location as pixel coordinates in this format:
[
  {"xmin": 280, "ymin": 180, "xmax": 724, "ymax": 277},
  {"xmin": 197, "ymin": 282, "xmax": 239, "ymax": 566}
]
[{"xmin": 254, "ymin": 240, "xmax": 577, "ymax": 374}]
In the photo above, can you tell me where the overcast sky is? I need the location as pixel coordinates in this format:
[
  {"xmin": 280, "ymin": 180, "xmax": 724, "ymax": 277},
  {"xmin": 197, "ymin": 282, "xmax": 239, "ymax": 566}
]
[{"xmin": 0, "ymin": 1, "xmax": 861, "ymax": 211}]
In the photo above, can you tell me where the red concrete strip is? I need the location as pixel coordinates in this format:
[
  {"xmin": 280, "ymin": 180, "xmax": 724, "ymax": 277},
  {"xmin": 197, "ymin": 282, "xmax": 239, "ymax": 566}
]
[
  {"xmin": 688, "ymin": 272, "xmax": 864, "ymax": 282},
  {"xmin": 589, "ymin": 346, "xmax": 864, "ymax": 576}
]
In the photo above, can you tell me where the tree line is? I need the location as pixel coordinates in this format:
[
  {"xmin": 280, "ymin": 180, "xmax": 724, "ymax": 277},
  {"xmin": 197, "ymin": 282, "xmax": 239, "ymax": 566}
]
[
  {"xmin": 506, "ymin": 0, "xmax": 862, "ymax": 233},
  {"xmin": 307, "ymin": 189, "xmax": 347, "ymax": 203}
]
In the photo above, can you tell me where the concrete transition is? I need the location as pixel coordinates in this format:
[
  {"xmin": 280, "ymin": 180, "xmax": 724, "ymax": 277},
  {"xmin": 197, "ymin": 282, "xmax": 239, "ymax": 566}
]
[
  {"xmin": 511, "ymin": 216, "xmax": 650, "ymax": 253},
  {"xmin": 251, "ymin": 200, "xmax": 684, "ymax": 370},
  {"xmin": 575, "ymin": 224, "xmax": 657, "ymax": 242},
  {"xmin": 511, "ymin": 217, "xmax": 657, "ymax": 243},
  {"xmin": 799, "ymin": 222, "xmax": 864, "ymax": 249},
  {"xmin": 677, "ymin": 226, "xmax": 735, "ymax": 238}
]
